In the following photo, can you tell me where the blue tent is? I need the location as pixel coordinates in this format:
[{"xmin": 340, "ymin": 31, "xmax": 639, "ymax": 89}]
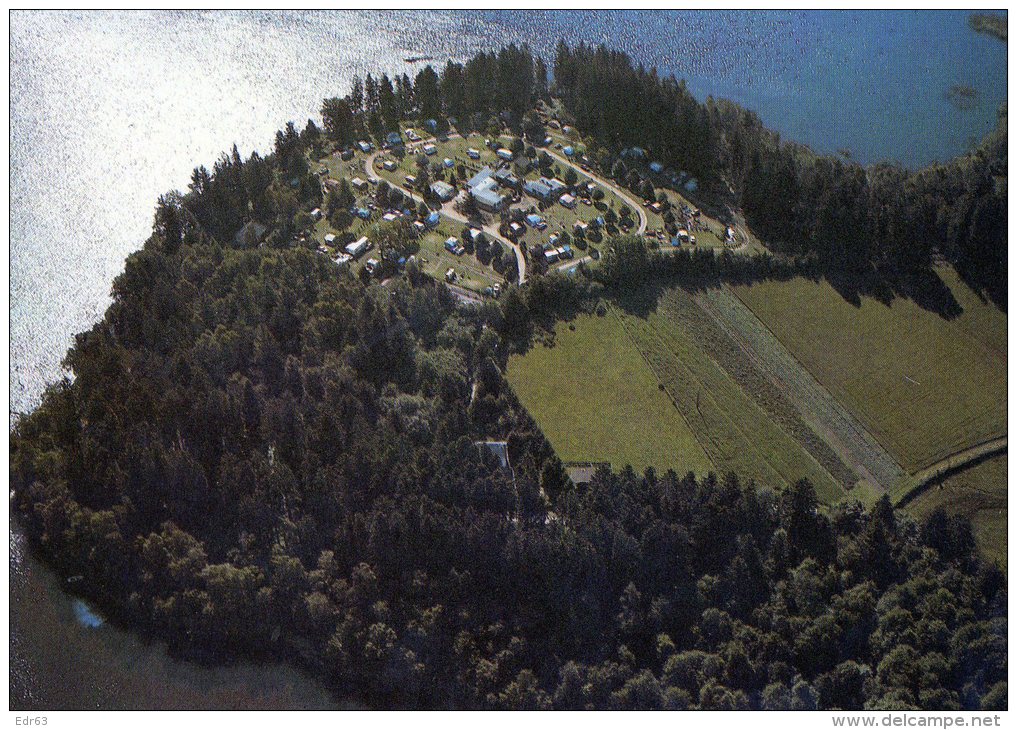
[
  {"xmin": 563, "ymin": 146, "xmax": 575, "ymax": 156},
  {"xmin": 426, "ymin": 211, "xmax": 440, "ymax": 227},
  {"xmin": 649, "ymin": 161, "xmax": 663, "ymax": 173},
  {"xmin": 525, "ymin": 214, "xmax": 543, "ymax": 226}
]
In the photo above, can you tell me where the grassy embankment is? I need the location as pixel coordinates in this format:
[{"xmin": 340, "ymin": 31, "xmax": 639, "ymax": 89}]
[{"xmin": 905, "ymin": 454, "xmax": 1007, "ymax": 570}]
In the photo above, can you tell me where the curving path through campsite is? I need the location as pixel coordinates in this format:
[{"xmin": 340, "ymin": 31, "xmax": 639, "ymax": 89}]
[
  {"xmin": 364, "ymin": 130, "xmax": 664, "ymax": 286},
  {"xmin": 542, "ymin": 147, "xmax": 648, "ymax": 236}
]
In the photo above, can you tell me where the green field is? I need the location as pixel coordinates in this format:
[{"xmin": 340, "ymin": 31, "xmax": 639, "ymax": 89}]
[
  {"xmin": 733, "ymin": 271, "xmax": 1007, "ymax": 474},
  {"xmin": 906, "ymin": 455, "xmax": 1008, "ymax": 570},
  {"xmin": 936, "ymin": 267, "xmax": 1008, "ymax": 356},
  {"xmin": 616, "ymin": 291, "xmax": 845, "ymax": 502},
  {"xmin": 506, "ymin": 293, "xmax": 849, "ymax": 501},
  {"xmin": 506, "ymin": 311, "xmax": 713, "ymax": 474}
]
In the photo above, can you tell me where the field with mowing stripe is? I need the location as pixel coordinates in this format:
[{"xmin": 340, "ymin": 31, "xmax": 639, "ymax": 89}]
[
  {"xmin": 616, "ymin": 292, "xmax": 845, "ymax": 503},
  {"xmin": 906, "ymin": 455, "xmax": 1008, "ymax": 570},
  {"xmin": 506, "ymin": 294, "xmax": 848, "ymax": 502},
  {"xmin": 506, "ymin": 312, "xmax": 713, "ymax": 474},
  {"xmin": 734, "ymin": 272, "xmax": 1007, "ymax": 474},
  {"xmin": 647, "ymin": 287, "xmax": 859, "ymax": 492}
]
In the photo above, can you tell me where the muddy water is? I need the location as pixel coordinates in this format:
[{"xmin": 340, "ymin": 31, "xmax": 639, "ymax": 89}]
[{"xmin": 10, "ymin": 518, "xmax": 345, "ymax": 710}]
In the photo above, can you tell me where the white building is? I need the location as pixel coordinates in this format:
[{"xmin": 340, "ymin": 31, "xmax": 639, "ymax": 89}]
[{"xmin": 346, "ymin": 236, "xmax": 371, "ymax": 258}]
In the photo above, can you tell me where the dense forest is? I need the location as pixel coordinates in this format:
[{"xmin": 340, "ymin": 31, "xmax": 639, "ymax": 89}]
[{"xmin": 11, "ymin": 41, "xmax": 1007, "ymax": 710}]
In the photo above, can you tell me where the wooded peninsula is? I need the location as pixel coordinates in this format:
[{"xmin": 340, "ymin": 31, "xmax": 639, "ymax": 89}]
[{"xmin": 11, "ymin": 42, "xmax": 1007, "ymax": 711}]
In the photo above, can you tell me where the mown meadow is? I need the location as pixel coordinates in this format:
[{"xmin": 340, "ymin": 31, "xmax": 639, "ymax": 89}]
[{"xmin": 733, "ymin": 270, "xmax": 1007, "ymax": 474}]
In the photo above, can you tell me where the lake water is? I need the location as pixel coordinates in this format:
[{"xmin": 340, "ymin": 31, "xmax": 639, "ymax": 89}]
[
  {"xmin": 9, "ymin": 9, "xmax": 1007, "ymax": 709},
  {"xmin": 10, "ymin": 516, "xmax": 344, "ymax": 709}
]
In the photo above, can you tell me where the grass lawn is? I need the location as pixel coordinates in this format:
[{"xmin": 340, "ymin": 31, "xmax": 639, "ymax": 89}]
[
  {"xmin": 415, "ymin": 218, "xmax": 504, "ymax": 292},
  {"xmin": 506, "ymin": 311, "xmax": 714, "ymax": 475},
  {"xmin": 370, "ymin": 134, "xmax": 638, "ymax": 265},
  {"xmin": 906, "ymin": 454, "xmax": 1007, "ymax": 570},
  {"xmin": 733, "ymin": 271, "xmax": 1007, "ymax": 474},
  {"xmin": 316, "ymin": 147, "xmax": 370, "ymax": 181},
  {"xmin": 310, "ymin": 145, "xmax": 503, "ymax": 291},
  {"xmin": 936, "ymin": 267, "xmax": 1008, "ymax": 356},
  {"xmin": 374, "ymin": 133, "xmax": 503, "ymax": 191}
]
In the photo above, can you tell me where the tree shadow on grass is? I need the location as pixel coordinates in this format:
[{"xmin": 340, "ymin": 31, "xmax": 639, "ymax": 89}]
[
  {"xmin": 508, "ymin": 253, "xmax": 996, "ymax": 364},
  {"xmin": 954, "ymin": 260, "xmax": 1008, "ymax": 313},
  {"xmin": 889, "ymin": 268, "xmax": 965, "ymax": 319},
  {"xmin": 824, "ymin": 266, "xmax": 964, "ymax": 320},
  {"xmin": 614, "ymin": 262, "xmax": 971, "ymax": 323},
  {"xmin": 611, "ymin": 280, "xmax": 669, "ymax": 319}
]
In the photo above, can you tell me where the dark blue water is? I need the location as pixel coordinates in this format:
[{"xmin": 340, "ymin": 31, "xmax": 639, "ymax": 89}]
[{"xmin": 483, "ymin": 10, "xmax": 1007, "ymax": 168}]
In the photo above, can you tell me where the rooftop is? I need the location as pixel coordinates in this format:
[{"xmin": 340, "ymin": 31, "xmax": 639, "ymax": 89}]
[
  {"xmin": 467, "ymin": 166, "xmax": 494, "ymax": 189},
  {"xmin": 473, "ymin": 186, "xmax": 503, "ymax": 209}
]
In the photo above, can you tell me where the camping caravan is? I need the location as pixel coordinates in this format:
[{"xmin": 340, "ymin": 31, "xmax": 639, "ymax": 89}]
[
  {"xmin": 346, "ymin": 236, "xmax": 371, "ymax": 259},
  {"xmin": 444, "ymin": 237, "xmax": 465, "ymax": 255},
  {"xmin": 430, "ymin": 181, "xmax": 456, "ymax": 201}
]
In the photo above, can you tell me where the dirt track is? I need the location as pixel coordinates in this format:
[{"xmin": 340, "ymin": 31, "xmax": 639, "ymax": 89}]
[
  {"xmin": 894, "ymin": 435, "xmax": 1008, "ymax": 506},
  {"xmin": 693, "ymin": 285, "xmax": 908, "ymax": 494}
]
